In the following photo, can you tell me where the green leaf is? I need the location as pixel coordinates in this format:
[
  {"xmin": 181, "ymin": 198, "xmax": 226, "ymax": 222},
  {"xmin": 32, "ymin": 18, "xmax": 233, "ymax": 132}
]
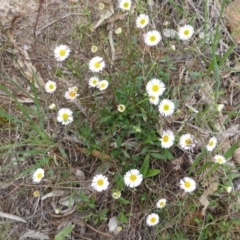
[
  {"xmin": 54, "ymin": 225, "xmax": 75, "ymax": 240},
  {"xmin": 58, "ymin": 146, "xmax": 68, "ymax": 159},
  {"xmin": 145, "ymin": 169, "xmax": 160, "ymax": 178},
  {"xmin": 79, "ymin": 191, "xmax": 89, "ymax": 202},
  {"xmin": 206, "ymin": 163, "xmax": 220, "ymax": 177},
  {"xmin": 163, "ymin": 149, "xmax": 174, "ymax": 160},
  {"xmin": 99, "ymin": 116, "xmax": 113, "ymax": 123},
  {"xmin": 119, "ymin": 197, "xmax": 131, "ymax": 205},
  {"xmin": 140, "ymin": 155, "xmax": 150, "ymax": 177},
  {"xmin": 224, "ymin": 142, "xmax": 239, "ymax": 160},
  {"xmin": 122, "ymin": 149, "xmax": 130, "ymax": 158},
  {"xmin": 219, "ymin": 44, "xmax": 235, "ymax": 67},
  {"xmin": 150, "ymin": 152, "xmax": 164, "ymax": 160},
  {"xmin": 116, "ymin": 135, "xmax": 122, "ymax": 149},
  {"xmin": 117, "ymin": 212, "xmax": 128, "ymax": 224},
  {"xmin": 197, "ymin": 162, "xmax": 213, "ymax": 175},
  {"xmin": 140, "ymin": 146, "xmax": 149, "ymax": 155},
  {"xmin": 189, "ymin": 149, "xmax": 206, "ymax": 174}
]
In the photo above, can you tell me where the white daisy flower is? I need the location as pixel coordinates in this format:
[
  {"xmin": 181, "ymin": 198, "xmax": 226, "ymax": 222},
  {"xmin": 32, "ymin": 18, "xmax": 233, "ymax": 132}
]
[
  {"xmin": 158, "ymin": 99, "xmax": 175, "ymax": 117},
  {"xmin": 217, "ymin": 104, "xmax": 224, "ymax": 112},
  {"xmin": 226, "ymin": 186, "xmax": 232, "ymax": 193},
  {"xmin": 115, "ymin": 27, "xmax": 123, "ymax": 34},
  {"xmin": 170, "ymin": 45, "xmax": 176, "ymax": 51},
  {"xmin": 159, "ymin": 130, "xmax": 175, "ymax": 148},
  {"xmin": 180, "ymin": 177, "xmax": 196, "ymax": 193},
  {"xmin": 206, "ymin": 137, "xmax": 217, "ymax": 152},
  {"xmin": 72, "ymin": 86, "xmax": 78, "ymax": 92},
  {"xmin": 89, "ymin": 56, "xmax": 105, "ymax": 72},
  {"xmin": 146, "ymin": 213, "xmax": 159, "ymax": 227},
  {"xmin": 64, "ymin": 87, "xmax": 79, "ymax": 101},
  {"xmin": 112, "ymin": 191, "xmax": 121, "ymax": 199},
  {"xmin": 54, "ymin": 44, "xmax": 71, "ymax": 62},
  {"xmin": 91, "ymin": 174, "xmax": 109, "ymax": 192},
  {"xmin": 156, "ymin": 198, "xmax": 167, "ymax": 209},
  {"xmin": 178, "ymin": 25, "xmax": 194, "ymax": 40},
  {"xmin": 32, "ymin": 168, "xmax": 45, "ymax": 183},
  {"xmin": 144, "ymin": 30, "xmax": 162, "ymax": 46},
  {"xmin": 49, "ymin": 103, "xmax": 56, "ymax": 110},
  {"xmin": 33, "ymin": 191, "xmax": 40, "ymax": 197},
  {"xmin": 57, "ymin": 108, "xmax": 73, "ymax": 125},
  {"xmin": 179, "ymin": 133, "xmax": 196, "ymax": 150},
  {"xmin": 124, "ymin": 169, "xmax": 143, "ymax": 188},
  {"xmin": 149, "ymin": 95, "xmax": 159, "ymax": 105},
  {"xmin": 89, "ymin": 76, "xmax": 99, "ymax": 88},
  {"xmin": 119, "ymin": 0, "xmax": 131, "ymax": 11},
  {"xmin": 98, "ymin": 80, "xmax": 109, "ymax": 91},
  {"xmin": 146, "ymin": 79, "xmax": 166, "ymax": 97},
  {"xmin": 45, "ymin": 80, "xmax": 57, "ymax": 93},
  {"xmin": 99, "ymin": 2, "xmax": 105, "ymax": 10},
  {"xmin": 117, "ymin": 104, "xmax": 126, "ymax": 112},
  {"xmin": 117, "ymin": 226, "xmax": 122, "ymax": 232},
  {"xmin": 214, "ymin": 155, "xmax": 226, "ymax": 164},
  {"xmin": 91, "ymin": 45, "xmax": 98, "ymax": 53},
  {"xmin": 136, "ymin": 14, "xmax": 149, "ymax": 29},
  {"xmin": 163, "ymin": 21, "xmax": 169, "ymax": 26}
]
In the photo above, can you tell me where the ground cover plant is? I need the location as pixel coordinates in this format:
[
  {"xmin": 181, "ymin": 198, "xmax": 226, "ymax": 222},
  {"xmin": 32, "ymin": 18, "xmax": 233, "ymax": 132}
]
[{"xmin": 0, "ymin": 0, "xmax": 240, "ymax": 239}]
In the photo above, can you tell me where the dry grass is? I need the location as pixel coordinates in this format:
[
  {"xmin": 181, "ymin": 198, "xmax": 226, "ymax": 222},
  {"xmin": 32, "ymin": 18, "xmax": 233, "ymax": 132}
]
[{"xmin": 0, "ymin": 0, "xmax": 240, "ymax": 239}]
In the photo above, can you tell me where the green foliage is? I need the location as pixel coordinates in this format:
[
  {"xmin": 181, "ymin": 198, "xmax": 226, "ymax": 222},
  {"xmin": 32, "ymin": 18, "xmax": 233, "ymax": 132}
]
[
  {"xmin": 117, "ymin": 211, "xmax": 129, "ymax": 224},
  {"xmin": 224, "ymin": 142, "xmax": 239, "ymax": 159},
  {"xmin": 54, "ymin": 225, "xmax": 75, "ymax": 240},
  {"xmin": 140, "ymin": 155, "xmax": 160, "ymax": 178}
]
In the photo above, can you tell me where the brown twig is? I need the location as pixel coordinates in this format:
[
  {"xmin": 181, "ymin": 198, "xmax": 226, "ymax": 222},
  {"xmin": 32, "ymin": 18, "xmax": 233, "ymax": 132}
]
[{"xmin": 33, "ymin": 0, "xmax": 44, "ymax": 55}]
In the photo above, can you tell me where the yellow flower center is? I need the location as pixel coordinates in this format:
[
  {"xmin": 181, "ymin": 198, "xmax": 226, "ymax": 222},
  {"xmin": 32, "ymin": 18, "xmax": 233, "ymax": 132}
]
[
  {"xmin": 150, "ymin": 35, "xmax": 156, "ymax": 42},
  {"xmin": 100, "ymin": 83, "xmax": 105, "ymax": 88},
  {"xmin": 59, "ymin": 49, "xmax": 66, "ymax": 56},
  {"xmin": 94, "ymin": 62, "xmax": 100, "ymax": 68},
  {"xmin": 152, "ymin": 85, "xmax": 159, "ymax": 92},
  {"xmin": 33, "ymin": 191, "xmax": 40, "ymax": 197},
  {"xmin": 119, "ymin": 105, "xmax": 125, "ymax": 111},
  {"xmin": 69, "ymin": 91, "xmax": 76, "ymax": 98},
  {"xmin": 62, "ymin": 113, "xmax": 69, "ymax": 121},
  {"xmin": 49, "ymin": 84, "xmax": 54, "ymax": 89},
  {"xmin": 112, "ymin": 193, "xmax": 118, "ymax": 198},
  {"xmin": 159, "ymin": 202, "xmax": 165, "ymax": 207},
  {"xmin": 91, "ymin": 46, "xmax": 98, "ymax": 52},
  {"xmin": 73, "ymin": 86, "xmax": 78, "ymax": 92},
  {"xmin": 117, "ymin": 226, "xmax": 122, "ymax": 232},
  {"xmin": 140, "ymin": 19, "xmax": 146, "ymax": 25},
  {"xmin": 208, "ymin": 140, "xmax": 213, "ymax": 146},
  {"xmin": 37, "ymin": 173, "xmax": 43, "ymax": 179},
  {"xmin": 93, "ymin": 80, "xmax": 97, "ymax": 85},
  {"xmin": 123, "ymin": 2, "xmax": 129, "ymax": 8},
  {"xmin": 185, "ymin": 138, "xmax": 192, "ymax": 145},
  {"xmin": 184, "ymin": 181, "xmax": 191, "ymax": 188},
  {"xmin": 184, "ymin": 29, "xmax": 190, "ymax": 36},
  {"xmin": 217, "ymin": 158, "xmax": 222, "ymax": 163},
  {"xmin": 150, "ymin": 96, "xmax": 156, "ymax": 100},
  {"xmin": 163, "ymin": 135, "xmax": 169, "ymax": 142},
  {"xmin": 130, "ymin": 174, "xmax": 137, "ymax": 181},
  {"xmin": 163, "ymin": 104, "xmax": 169, "ymax": 111},
  {"xmin": 97, "ymin": 179, "xmax": 104, "ymax": 186},
  {"xmin": 99, "ymin": 3, "xmax": 105, "ymax": 10},
  {"xmin": 150, "ymin": 217, "xmax": 156, "ymax": 223}
]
